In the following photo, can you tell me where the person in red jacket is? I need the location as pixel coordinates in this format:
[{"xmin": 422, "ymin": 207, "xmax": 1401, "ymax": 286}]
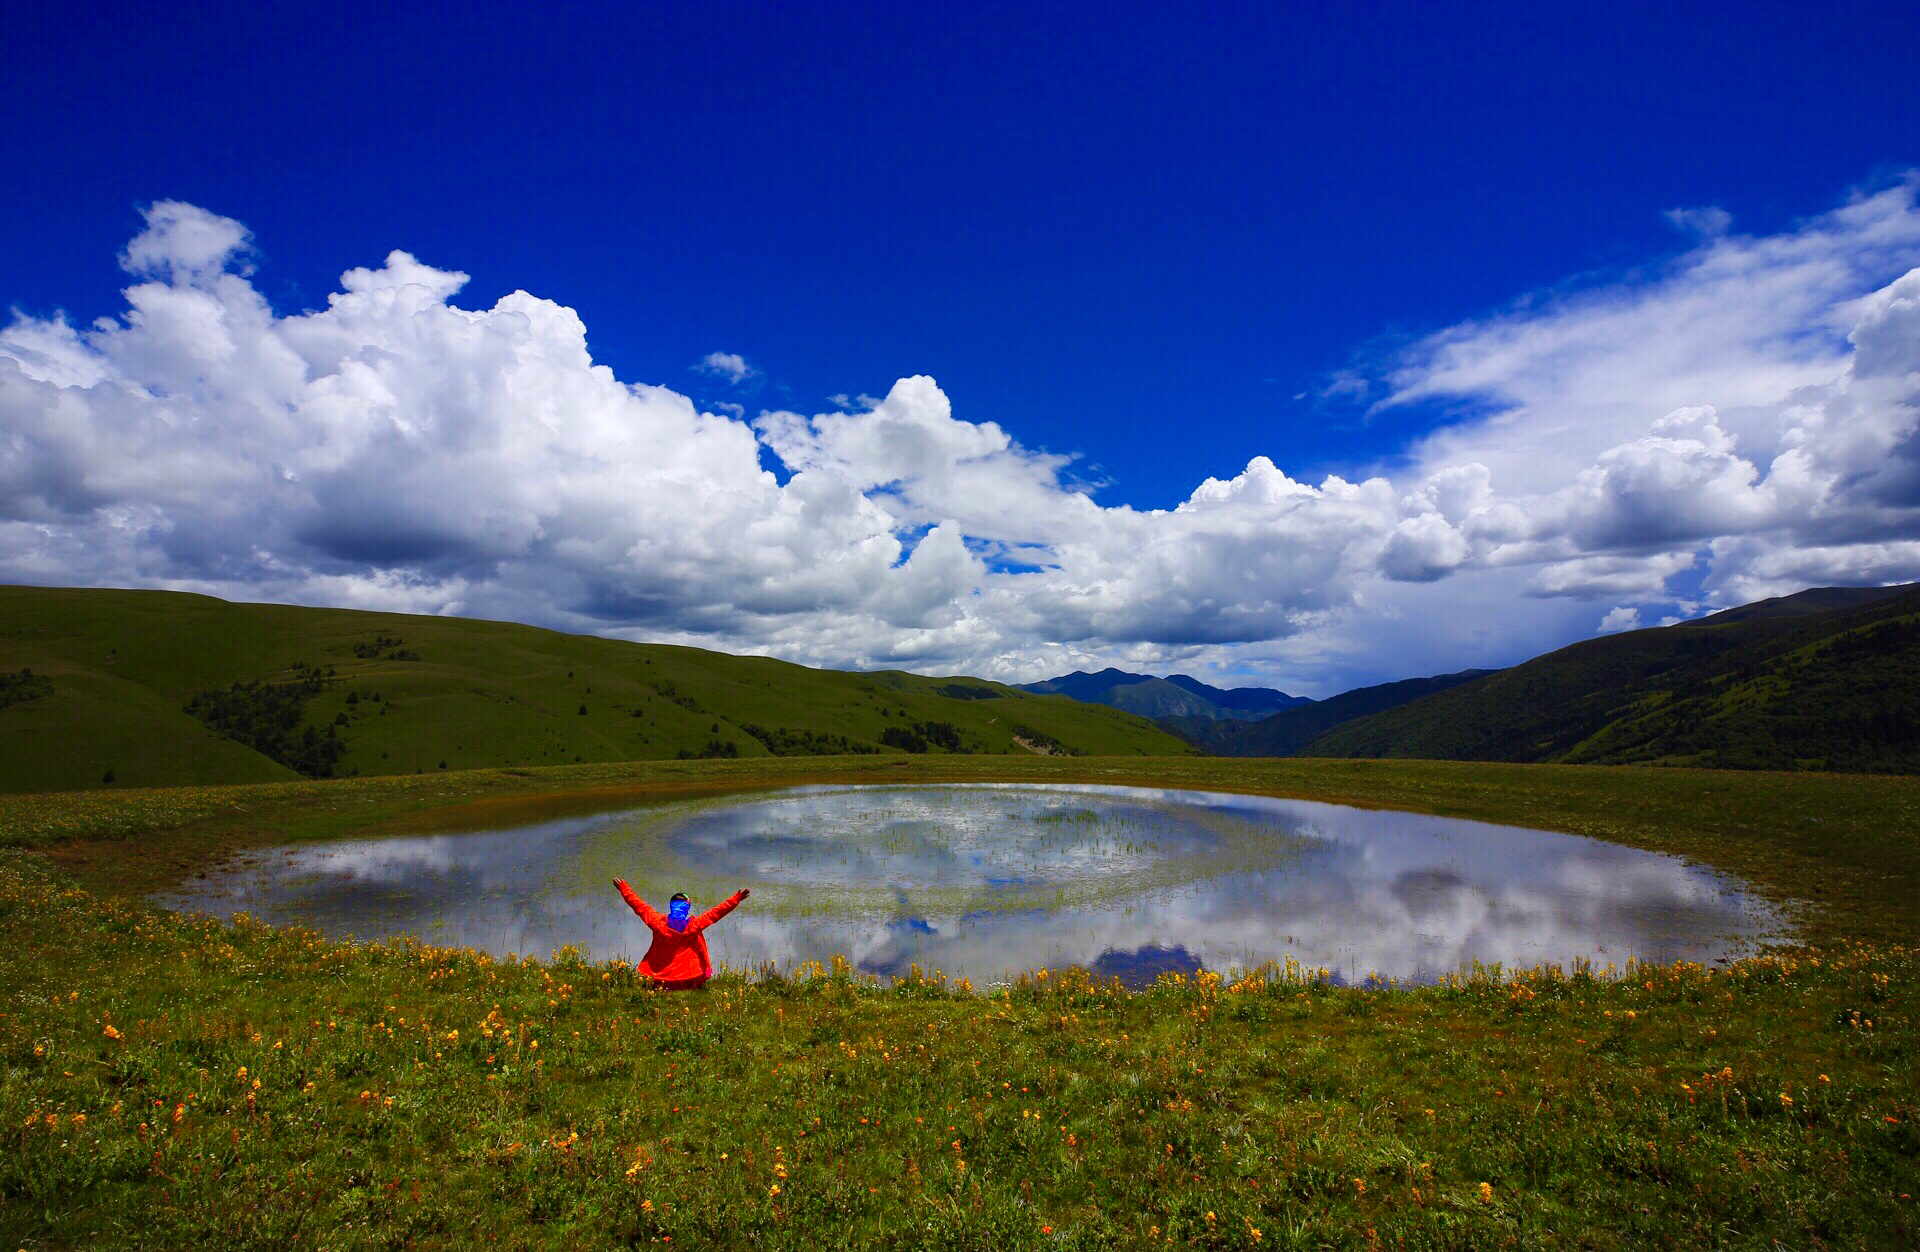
[{"xmin": 614, "ymin": 880, "xmax": 749, "ymax": 990}]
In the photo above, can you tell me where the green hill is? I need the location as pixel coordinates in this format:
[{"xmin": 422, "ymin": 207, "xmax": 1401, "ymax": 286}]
[
  {"xmin": 1305, "ymin": 584, "xmax": 1920, "ymax": 772},
  {"xmin": 0, "ymin": 586, "xmax": 1194, "ymax": 793}
]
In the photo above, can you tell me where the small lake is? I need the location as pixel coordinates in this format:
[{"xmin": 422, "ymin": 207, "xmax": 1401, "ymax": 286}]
[{"xmin": 155, "ymin": 783, "xmax": 1786, "ymax": 987}]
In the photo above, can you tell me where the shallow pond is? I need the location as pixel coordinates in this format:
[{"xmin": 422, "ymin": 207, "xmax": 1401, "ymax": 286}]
[{"xmin": 155, "ymin": 783, "xmax": 1786, "ymax": 987}]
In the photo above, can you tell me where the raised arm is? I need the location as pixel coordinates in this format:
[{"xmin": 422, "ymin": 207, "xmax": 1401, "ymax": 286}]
[
  {"xmin": 688, "ymin": 888, "xmax": 749, "ymax": 933},
  {"xmin": 614, "ymin": 879, "xmax": 665, "ymax": 931}
]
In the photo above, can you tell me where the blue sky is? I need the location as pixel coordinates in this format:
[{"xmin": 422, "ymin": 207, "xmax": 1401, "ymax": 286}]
[{"xmin": 3, "ymin": 1, "xmax": 1919, "ymax": 694}]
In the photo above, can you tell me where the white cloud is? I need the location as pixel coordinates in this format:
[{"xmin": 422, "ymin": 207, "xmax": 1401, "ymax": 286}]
[
  {"xmin": 2, "ymin": 185, "xmax": 1919, "ymax": 691},
  {"xmin": 119, "ymin": 200, "xmax": 254, "ymax": 283},
  {"xmin": 1528, "ymin": 551, "xmax": 1698, "ymax": 599},
  {"xmin": 696, "ymin": 351, "xmax": 753, "ymax": 383},
  {"xmin": 1597, "ymin": 606, "xmax": 1642, "ymax": 634}
]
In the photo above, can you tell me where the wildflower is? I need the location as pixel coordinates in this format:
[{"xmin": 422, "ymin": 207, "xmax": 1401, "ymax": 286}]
[
  {"xmin": 102, "ymin": 1024, "xmax": 123, "ymax": 1041},
  {"xmin": 236, "ymin": 1067, "xmax": 247, "ymax": 1079},
  {"xmin": 1478, "ymin": 1182, "xmax": 1493, "ymax": 1203},
  {"xmin": 769, "ymin": 1184, "xmax": 781, "ymax": 1197},
  {"xmin": 1041, "ymin": 1225, "xmax": 1052, "ymax": 1235},
  {"xmin": 1353, "ymin": 1177, "xmax": 1366, "ymax": 1196},
  {"xmin": 1779, "ymin": 1093, "xmax": 1794, "ymax": 1109},
  {"xmin": 641, "ymin": 1199, "xmax": 654, "ymax": 1213},
  {"xmin": 1818, "ymin": 1074, "xmax": 1830, "ymax": 1084}
]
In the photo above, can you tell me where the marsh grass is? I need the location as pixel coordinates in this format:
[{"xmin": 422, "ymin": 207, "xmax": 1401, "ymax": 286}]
[{"xmin": 3, "ymin": 756, "xmax": 1919, "ymax": 1247}]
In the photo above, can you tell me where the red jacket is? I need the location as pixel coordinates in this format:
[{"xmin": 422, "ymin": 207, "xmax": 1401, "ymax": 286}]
[{"xmin": 615, "ymin": 881, "xmax": 747, "ymax": 988}]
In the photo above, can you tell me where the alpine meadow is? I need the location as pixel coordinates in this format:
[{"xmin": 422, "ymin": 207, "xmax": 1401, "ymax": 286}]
[{"xmin": 5, "ymin": 5, "xmax": 1920, "ymax": 1249}]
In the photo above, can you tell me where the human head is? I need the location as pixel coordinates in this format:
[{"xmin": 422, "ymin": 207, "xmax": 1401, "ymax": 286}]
[{"xmin": 668, "ymin": 893, "xmax": 691, "ymax": 930}]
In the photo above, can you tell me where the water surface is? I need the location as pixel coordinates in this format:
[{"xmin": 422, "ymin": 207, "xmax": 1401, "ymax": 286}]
[{"xmin": 156, "ymin": 784, "xmax": 1785, "ymax": 986}]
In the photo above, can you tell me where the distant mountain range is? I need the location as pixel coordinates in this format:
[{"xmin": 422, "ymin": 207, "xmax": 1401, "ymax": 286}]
[
  {"xmin": 1160, "ymin": 670, "xmax": 1494, "ymax": 755},
  {"xmin": 1016, "ymin": 669, "xmax": 1309, "ymax": 721},
  {"xmin": 1025, "ymin": 583, "xmax": 1920, "ymax": 773}
]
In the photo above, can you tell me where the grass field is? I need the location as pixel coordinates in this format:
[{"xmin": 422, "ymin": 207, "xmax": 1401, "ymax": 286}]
[{"xmin": 3, "ymin": 757, "xmax": 1917, "ymax": 1248}]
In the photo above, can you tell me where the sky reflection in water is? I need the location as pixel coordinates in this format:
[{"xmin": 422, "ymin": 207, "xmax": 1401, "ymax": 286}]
[{"xmin": 155, "ymin": 784, "xmax": 1785, "ymax": 987}]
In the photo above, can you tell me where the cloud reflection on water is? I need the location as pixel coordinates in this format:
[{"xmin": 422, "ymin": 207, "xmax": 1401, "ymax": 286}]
[{"xmin": 155, "ymin": 785, "xmax": 1784, "ymax": 987}]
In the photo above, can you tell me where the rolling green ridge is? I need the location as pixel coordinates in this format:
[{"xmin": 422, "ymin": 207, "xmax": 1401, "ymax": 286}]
[
  {"xmin": 1308, "ymin": 584, "xmax": 1920, "ymax": 771},
  {"xmin": 0, "ymin": 586, "xmax": 1193, "ymax": 794}
]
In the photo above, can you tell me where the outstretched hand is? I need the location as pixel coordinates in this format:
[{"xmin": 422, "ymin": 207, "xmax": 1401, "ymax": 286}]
[{"xmin": 740, "ymin": 887, "xmax": 751, "ymax": 899}]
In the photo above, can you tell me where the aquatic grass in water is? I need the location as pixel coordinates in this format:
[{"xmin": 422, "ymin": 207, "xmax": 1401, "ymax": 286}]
[{"xmin": 155, "ymin": 784, "xmax": 1785, "ymax": 988}]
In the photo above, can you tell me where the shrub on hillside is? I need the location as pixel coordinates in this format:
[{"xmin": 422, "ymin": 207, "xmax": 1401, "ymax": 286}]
[
  {"xmin": 183, "ymin": 666, "xmax": 345, "ymax": 777},
  {"xmin": 742, "ymin": 724, "xmax": 881, "ymax": 756},
  {"xmin": 0, "ymin": 668, "xmax": 53, "ymax": 711}
]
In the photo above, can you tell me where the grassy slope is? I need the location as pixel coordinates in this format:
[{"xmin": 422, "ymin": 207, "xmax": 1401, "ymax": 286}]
[
  {"xmin": 0, "ymin": 586, "xmax": 1193, "ymax": 793},
  {"xmin": 1, "ymin": 757, "xmax": 1916, "ymax": 1248},
  {"xmin": 1306, "ymin": 586, "xmax": 1920, "ymax": 771}
]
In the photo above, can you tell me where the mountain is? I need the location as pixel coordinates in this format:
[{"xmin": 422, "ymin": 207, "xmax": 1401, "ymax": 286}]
[
  {"xmin": 1161, "ymin": 674, "xmax": 1312, "ymax": 715},
  {"xmin": 1306, "ymin": 584, "xmax": 1920, "ymax": 772},
  {"xmin": 0, "ymin": 587, "xmax": 1196, "ymax": 794},
  {"xmin": 1018, "ymin": 669, "xmax": 1307, "ymax": 721},
  {"xmin": 1163, "ymin": 670, "xmax": 1496, "ymax": 755}
]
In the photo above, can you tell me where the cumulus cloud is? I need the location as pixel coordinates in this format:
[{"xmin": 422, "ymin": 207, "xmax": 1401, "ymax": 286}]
[
  {"xmin": 1597, "ymin": 606, "xmax": 1643, "ymax": 634},
  {"xmin": 696, "ymin": 351, "xmax": 753, "ymax": 382},
  {"xmin": 2, "ymin": 185, "xmax": 1919, "ymax": 690}
]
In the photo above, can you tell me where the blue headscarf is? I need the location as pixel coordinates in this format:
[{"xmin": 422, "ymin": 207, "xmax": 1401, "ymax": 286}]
[{"xmin": 667, "ymin": 896, "xmax": 691, "ymax": 931}]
